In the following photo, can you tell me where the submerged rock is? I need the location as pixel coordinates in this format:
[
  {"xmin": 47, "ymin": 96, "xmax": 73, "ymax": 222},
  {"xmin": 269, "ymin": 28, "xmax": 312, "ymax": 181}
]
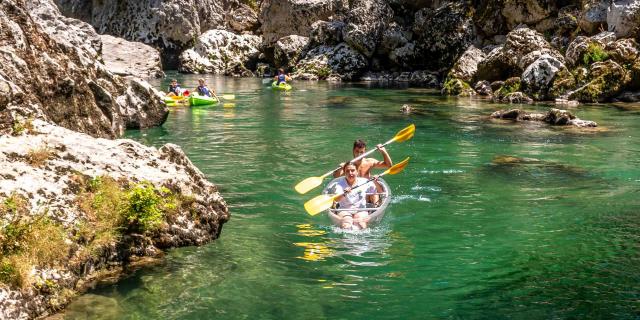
[{"xmin": 491, "ymin": 108, "xmax": 597, "ymax": 127}]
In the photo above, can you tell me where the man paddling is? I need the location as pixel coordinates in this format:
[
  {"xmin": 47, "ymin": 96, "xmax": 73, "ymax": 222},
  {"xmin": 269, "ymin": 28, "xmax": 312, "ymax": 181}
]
[
  {"xmin": 331, "ymin": 162, "xmax": 377, "ymax": 230},
  {"xmin": 333, "ymin": 139, "xmax": 393, "ymax": 179}
]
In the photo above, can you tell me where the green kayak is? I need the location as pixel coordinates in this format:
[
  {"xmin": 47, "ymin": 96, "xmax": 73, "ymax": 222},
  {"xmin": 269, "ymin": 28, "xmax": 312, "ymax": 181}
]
[
  {"xmin": 189, "ymin": 94, "xmax": 218, "ymax": 106},
  {"xmin": 272, "ymin": 81, "xmax": 292, "ymax": 91},
  {"xmin": 164, "ymin": 95, "xmax": 188, "ymax": 107}
]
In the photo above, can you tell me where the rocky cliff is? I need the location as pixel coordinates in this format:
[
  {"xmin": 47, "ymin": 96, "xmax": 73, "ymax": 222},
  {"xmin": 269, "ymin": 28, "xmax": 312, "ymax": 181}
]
[{"xmin": 1, "ymin": 0, "xmax": 229, "ymax": 318}]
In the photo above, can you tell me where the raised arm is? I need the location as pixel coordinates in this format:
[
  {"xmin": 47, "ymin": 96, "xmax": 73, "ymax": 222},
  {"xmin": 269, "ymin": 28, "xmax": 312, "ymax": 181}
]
[{"xmin": 373, "ymin": 144, "xmax": 393, "ymax": 168}]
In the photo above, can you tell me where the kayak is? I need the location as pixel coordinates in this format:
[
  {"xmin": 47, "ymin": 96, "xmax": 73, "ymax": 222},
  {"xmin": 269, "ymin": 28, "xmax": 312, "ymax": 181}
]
[
  {"xmin": 189, "ymin": 93, "xmax": 218, "ymax": 106},
  {"xmin": 272, "ymin": 81, "xmax": 292, "ymax": 91},
  {"xmin": 163, "ymin": 95, "xmax": 188, "ymax": 106},
  {"xmin": 322, "ymin": 177, "xmax": 391, "ymax": 228}
]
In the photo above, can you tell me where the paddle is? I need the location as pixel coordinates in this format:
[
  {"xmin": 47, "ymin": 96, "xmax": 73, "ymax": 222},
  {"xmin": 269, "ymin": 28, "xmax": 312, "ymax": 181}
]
[
  {"xmin": 294, "ymin": 124, "xmax": 415, "ymax": 194},
  {"xmin": 303, "ymin": 157, "xmax": 410, "ymax": 216}
]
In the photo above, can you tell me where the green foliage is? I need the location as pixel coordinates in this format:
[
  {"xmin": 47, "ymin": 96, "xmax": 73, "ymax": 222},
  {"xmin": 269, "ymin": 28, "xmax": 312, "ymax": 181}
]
[
  {"xmin": 316, "ymin": 66, "xmax": 332, "ymax": 78},
  {"xmin": 124, "ymin": 182, "xmax": 165, "ymax": 232},
  {"xmin": 11, "ymin": 118, "xmax": 34, "ymax": 136},
  {"xmin": 0, "ymin": 261, "xmax": 20, "ymax": 287},
  {"xmin": 583, "ymin": 43, "xmax": 609, "ymax": 66},
  {"xmin": 240, "ymin": 0, "xmax": 258, "ymax": 11},
  {"xmin": 495, "ymin": 77, "xmax": 521, "ymax": 99}
]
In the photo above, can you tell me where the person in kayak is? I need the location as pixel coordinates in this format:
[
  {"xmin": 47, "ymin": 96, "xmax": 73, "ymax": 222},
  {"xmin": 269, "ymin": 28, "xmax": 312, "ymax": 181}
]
[
  {"xmin": 333, "ymin": 139, "xmax": 393, "ymax": 179},
  {"xmin": 273, "ymin": 68, "xmax": 292, "ymax": 85},
  {"xmin": 167, "ymin": 79, "xmax": 182, "ymax": 97},
  {"xmin": 194, "ymin": 78, "xmax": 218, "ymax": 100},
  {"xmin": 332, "ymin": 162, "xmax": 377, "ymax": 230}
]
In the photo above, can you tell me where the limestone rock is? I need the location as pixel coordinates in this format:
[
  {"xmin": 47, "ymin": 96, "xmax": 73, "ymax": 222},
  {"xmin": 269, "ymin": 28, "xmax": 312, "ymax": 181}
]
[
  {"xmin": 474, "ymin": 80, "xmax": 493, "ymax": 96},
  {"xmin": 260, "ymin": 0, "xmax": 346, "ymax": 46},
  {"xmin": 521, "ymin": 54, "xmax": 567, "ymax": 100},
  {"xmin": 1, "ymin": 0, "xmax": 167, "ymax": 139},
  {"xmin": 501, "ymin": 0, "xmax": 556, "ymax": 31},
  {"xmin": 607, "ymin": 0, "xmax": 640, "ymax": 39},
  {"xmin": 310, "ymin": 20, "xmax": 345, "ymax": 46},
  {"xmin": 476, "ymin": 27, "xmax": 555, "ymax": 82},
  {"xmin": 342, "ymin": 0, "xmax": 393, "ymax": 58},
  {"xmin": 100, "ymin": 35, "xmax": 164, "ymax": 79},
  {"xmin": 413, "ymin": 2, "xmax": 474, "ymax": 72},
  {"xmin": 442, "ymin": 78, "xmax": 476, "ymax": 96},
  {"xmin": 491, "ymin": 108, "xmax": 597, "ymax": 127},
  {"xmin": 568, "ymin": 60, "xmax": 628, "ymax": 102},
  {"xmin": 449, "ymin": 46, "xmax": 486, "ymax": 83},
  {"xmin": 274, "ymin": 35, "xmax": 310, "ymax": 69},
  {"xmin": 227, "ymin": 4, "xmax": 259, "ymax": 33},
  {"xmin": 178, "ymin": 30, "xmax": 262, "ymax": 76},
  {"xmin": 292, "ymin": 43, "xmax": 367, "ymax": 80},
  {"xmin": 605, "ymin": 38, "xmax": 640, "ymax": 65},
  {"xmin": 565, "ymin": 32, "xmax": 616, "ymax": 67},
  {"xmin": 578, "ymin": 0, "xmax": 609, "ymax": 34}
]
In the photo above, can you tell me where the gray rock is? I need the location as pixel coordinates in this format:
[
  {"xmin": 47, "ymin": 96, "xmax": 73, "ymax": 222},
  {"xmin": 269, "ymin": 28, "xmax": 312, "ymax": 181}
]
[
  {"xmin": 274, "ymin": 35, "xmax": 310, "ymax": 69},
  {"xmin": 607, "ymin": 0, "xmax": 640, "ymax": 39},
  {"xmin": 178, "ymin": 30, "xmax": 262, "ymax": 75},
  {"xmin": 342, "ymin": 0, "xmax": 393, "ymax": 58},
  {"xmin": 293, "ymin": 43, "xmax": 367, "ymax": 80},
  {"xmin": 449, "ymin": 45, "xmax": 485, "ymax": 83},
  {"xmin": 521, "ymin": 54, "xmax": 567, "ymax": 100},
  {"xmin": 100, "ymin": 35, "xmax": 164, "ymax": 79},
  {"xmin": 310, "ymin": 20, "xmax": 345, "ymax": 46},
  {"xmin": 227, "ymin": 4, "xmax": 259, "ymax": 33},
  {"xmin": 565, "ymin": 32, "xmax": 617, "ymax": 67},
  {"xmin": 474, "ymin": 80, "xmax": 493, "ymax": 96},
  {"xmin": 578, "ymin": 0, "xmax": 609, "ymax": 34}
]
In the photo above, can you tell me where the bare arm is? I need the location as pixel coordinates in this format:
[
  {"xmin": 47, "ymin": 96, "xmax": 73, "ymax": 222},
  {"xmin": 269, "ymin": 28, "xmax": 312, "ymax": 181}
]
[
  {"xmin": 332, "ymin": 163, "xmax": 345, "ymax": 178},
  {"xmin": 373, "ymin": 144, "xmax": 393, "ymax": 169}
]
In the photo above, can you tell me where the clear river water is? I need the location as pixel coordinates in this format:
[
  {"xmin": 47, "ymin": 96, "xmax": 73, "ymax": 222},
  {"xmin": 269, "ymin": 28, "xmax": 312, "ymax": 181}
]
[{"xmin": 61, "ymin": 73, "xmax": 640, "ymax": 319}]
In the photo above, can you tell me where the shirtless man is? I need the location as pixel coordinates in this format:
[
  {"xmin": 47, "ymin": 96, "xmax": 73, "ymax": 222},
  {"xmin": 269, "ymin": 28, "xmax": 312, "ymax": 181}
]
[
  {"xmin": 332, "ymin": 162, "xmax": 377, "ymax": 230},
  {"xmin": 333, "ymin": 139, "xmax": 393, "ymax": 178}
]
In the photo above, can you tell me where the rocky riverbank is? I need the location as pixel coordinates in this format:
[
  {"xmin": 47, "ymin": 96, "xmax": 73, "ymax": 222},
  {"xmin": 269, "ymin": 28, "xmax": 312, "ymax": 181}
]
[
  {"xmin": 53, "ymin": 0, "xmax": 640, "ymax": 103},
  {"xmin": 1, "ymin": 0, "xmax": 229, "ymax": 318}
]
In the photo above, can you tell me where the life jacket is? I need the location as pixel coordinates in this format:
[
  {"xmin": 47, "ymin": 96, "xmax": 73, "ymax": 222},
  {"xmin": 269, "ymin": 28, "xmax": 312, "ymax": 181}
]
[
  {"xmin": 277, "ymin": 74, "xmax": 286, "ymax": 84},
  {"xmin": 168, "ymin": 84, "xmax": 181, "ymax": 94},
  {"xmin": 197, "ymin": 85, "xmax": 211, "ymax": 97}
]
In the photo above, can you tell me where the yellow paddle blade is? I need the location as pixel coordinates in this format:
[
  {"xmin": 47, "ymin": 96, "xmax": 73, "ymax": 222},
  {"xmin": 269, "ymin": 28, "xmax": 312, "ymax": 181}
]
[
  {"xmin": 392, "ymin": 124, "xmax": 415, "ymax": 142},
  {"xmin": 221, "ymin": 94, "xmax": 235, "ymax": 100},
  {"xmin": 223, "ymin": 103, "xmax": 235, "ymax": 108},
  {"xmin": 304, "ymin": 194, "xmax": 338, "ymax": 216},
  {"xmin": 384, "ymin": 157, "xmax": 410, "ymax": 175},
  {"xmin": 295, "ymin": 176, "xmax": 324, "ymax": 194}
]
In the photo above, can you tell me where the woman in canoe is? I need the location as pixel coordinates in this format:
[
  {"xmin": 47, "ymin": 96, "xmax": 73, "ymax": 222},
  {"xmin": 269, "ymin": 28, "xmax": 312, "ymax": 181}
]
[{"xmin": 331, "ymin": 162, "xmax": 377, "ymax": 230}]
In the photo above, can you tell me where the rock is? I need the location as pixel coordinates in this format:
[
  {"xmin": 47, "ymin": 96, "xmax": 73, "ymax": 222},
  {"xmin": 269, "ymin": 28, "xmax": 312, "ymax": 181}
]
[
  {"xmin": 0, "ymin": 120, "xmax": 229, "ymax": 318},
  {"xmin": 274, "ymin": 35, "xmax": 310, "ymax": 69},
  {"xmin": 100, "ymin": 35, "xmax": 164, "ymax": 79},
  {"xmin": 521, "ymin": 54, "xmax": 567, "ymax": 100},
  {"xmin": 342, "ymin": 0, "xmax": 393, "ymax": 58},
  {"xmin": 555, "ymin": 98, "xmax": 580, "ymax": 106},
  {"xmin": 449, "ymin": 46, "xmax": 486, "ymax": 83},
  {"xmin": 473, "ymin": 0, "xmax": 508, "ymax": 37},
  {"xmin": 568, "ymin": 60, "xmax": 627, "ymax": 102},
  {"xmin": 117, "ymin": 79, "xmax": 169, "ymax": 129},
  {"xmin": 178, "ymin": 30, "xmax": 262, "ymax": 76},
  {"xmin": 494, "ymin": 77, "xmax": 522, "ymax": 100},
  {"xmin": 259, "ymin": 0, "xmax": 345, "ymax": 46},
  {"xmin": 227, "ymin": 4, "xmax": 259, "ymax": 33},
  {"xmin": 1, "ymin": 0, "xmax": 166, "ymax": 139},
  {"xmin": 615, "ymin": 91, "xmax": 640, "ymax": 101},
  {"xmin": 501, "ymin": 92, "xmax": 534, "ymax": 104},
  {"xmin": 413, "ymin": 2, "xmax": 474, "ymax": 72},
  {"xmin": 310, "ymin": 20, "xmax": 345, "ymax": 46},
  {"xmin": 491, "ymin": 108, "xmax": 597, "ymax": 127},
  {"xmin": 54, "ymin": 0, "xmax": 244, "ymax": 67},
  {"xmin": 605, "ymin": 38, "xmax": 640, "ymax": 65},
  {"xmin": 501, "ymin": 0, "xmax": 556, "ymax": 31},
  {"xmin": 565, "ymin": 32, "xmax": 616, "ymax": 67},
  {"xmin": 578, "ymin": 0, "xmax": 609, "ymax": 34},
  {"xmin": 607, "ymin": 0, "xmax": 640, "ymax": 39},
  {"xmin": 474, "ymin": 80, "xmax": 493, "ymax": 96},
  {"xmin": 476, "ymin": 27, "xmax": 556, "ymax": 82},
  {"xmin": 548, "ymin": 68, "xmax": 577, "ymax": 99},
  {"xmin": 292, "ymin": 43, "xmax": 367, "ymax": 80},
  {"xmin": 408, "ymin": 71, "xmax": 440, "ymax": 87},
  {"xmin": 401, "ymin": 104, "xmax": 412, "ymax": 114},
  {"xmin": 441, "ymin": 78, "xmax": 476, "ymax": 96}
]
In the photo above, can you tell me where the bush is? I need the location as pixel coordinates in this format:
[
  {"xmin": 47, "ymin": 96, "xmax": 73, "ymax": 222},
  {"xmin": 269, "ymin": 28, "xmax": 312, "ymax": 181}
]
[
  {"xmin": 583, "ymin": 43, "xmax": 609, "ymax": 66},
  {"xmin": 124, "ymin": 182, "xmax": 165, "ymax": 232},
  {"xmin": 26, "ymin": 146, "xmax": 53, "ymax": 168}
]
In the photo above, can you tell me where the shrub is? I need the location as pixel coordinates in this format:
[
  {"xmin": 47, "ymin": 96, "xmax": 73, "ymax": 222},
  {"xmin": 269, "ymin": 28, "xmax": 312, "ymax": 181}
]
[
  {"xmin": 583, "ymin": 43, "xmax": 609, "ymax": 66},
  {"xmin": 26, "ymin": 146, "xmax": 53, "ymax": 168},
  {"xmin": 124, "ymin": 182, "xmax": 165, "ymax": 232}
]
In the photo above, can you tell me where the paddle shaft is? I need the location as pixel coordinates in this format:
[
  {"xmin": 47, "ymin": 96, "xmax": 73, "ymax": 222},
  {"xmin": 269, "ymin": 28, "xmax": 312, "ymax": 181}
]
[{"xmin": 319, "ymin": 137, "xmax": 395, "ymax": 178}]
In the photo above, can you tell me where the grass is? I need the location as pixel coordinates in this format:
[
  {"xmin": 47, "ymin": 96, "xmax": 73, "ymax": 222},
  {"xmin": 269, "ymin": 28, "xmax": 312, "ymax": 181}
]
[
  {"xmin": 26, "ymin": 146, "xmax": 54, "ymax": 168},
  {"xmin": 0, "ymin": 194, "xmax": 69, "ymax": 289},
  {"xmin": 11, "ymin": 118, "xmax": 34, "ymax": 136}
]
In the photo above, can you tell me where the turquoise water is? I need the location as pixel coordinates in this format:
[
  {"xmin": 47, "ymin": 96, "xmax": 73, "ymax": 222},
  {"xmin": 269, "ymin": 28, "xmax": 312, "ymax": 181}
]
[{"xmin": 63, "ymin": 74, "xmax": 640, "ymax": 319}]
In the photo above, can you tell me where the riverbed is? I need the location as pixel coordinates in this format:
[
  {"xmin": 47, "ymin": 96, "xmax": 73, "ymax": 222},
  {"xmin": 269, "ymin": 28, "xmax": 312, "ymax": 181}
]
[{"xmin": 62, "ymin": 74, "xmax": 640, "ymax": 319}]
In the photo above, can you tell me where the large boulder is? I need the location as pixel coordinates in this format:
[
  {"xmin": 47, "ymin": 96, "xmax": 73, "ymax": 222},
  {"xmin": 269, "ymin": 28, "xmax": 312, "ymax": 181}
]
[
  {"xmin": 100, "ymin": 35, "xmax": 164, "ymax": 79},
  {"xmin": 259, "ymin": 0, "xmax": 346, "ymax": 46},
  {"xmin": 292, "ymin": 43, "xmax": 367, "ymax": 80},
  {"xmin": 227, "ymin": 3, "xmax": 259, "ymax": 33},
  {"xmin": 412, "ymin": 2, "xmax": 474, "ymax": 72},
  {"xmin": 178, "ymin": 30, "xmax": 262, "ymax": 76},
  {"xmin": 607, "ymin": 0, "xmax": 640, "ymax": 39},
  {"xmin": 274, "ymin": 35, "xmax": 310, "ymax": 69},
  {"xmin": 501, "ymin": 0, "xmax": 557, "ymax": 32},
  {"xmin": 476, "ymin": 27, "xmax": 558, "ymax": 82},
  {"xmin": 342, "ymin": 0, "xmax": 393, "ymax": 58},
  {"xmin": 1, "ymin": 0, "xmax": 167, "ymax": 139},
  {"xmin": 606, "ymin": 38, "xmax": 640, "ymax": 65},
  {"xmin": 578, "ymin": 0, "xmax": 609, "ymax": 34},
  {"xmin": 565, "ymin": 32, "xmax": 616, "ymax": 67},
  {"xmin": 309, "ymin": 20, "xmax": 345, "ymax": 46},
  {"xmin": 521, "ymin": 54, "xmax": 568, "ymax": 100},
  {"xmin": 54, "ymin": 0, "xmax": 246, "ymax": 67},
  {"xmin": 568, "ymin": 60, "xmax": 628, "ymax": 102},
  {"xmin": 448, "ymin": 46, "xmax": 486, "ymax": 83}
]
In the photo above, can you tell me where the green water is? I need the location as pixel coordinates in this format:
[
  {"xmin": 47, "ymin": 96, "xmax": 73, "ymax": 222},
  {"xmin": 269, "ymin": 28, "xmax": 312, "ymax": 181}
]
[{"xmin": 63, "ymin": 74, "xmax": 640, "ymax": 319}]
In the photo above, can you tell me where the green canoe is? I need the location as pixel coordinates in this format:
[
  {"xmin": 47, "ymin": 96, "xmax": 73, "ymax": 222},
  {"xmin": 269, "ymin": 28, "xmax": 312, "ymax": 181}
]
[
  {"xmin": 272, "ymin": 81, "xmax": 292, "ymax": 91},
  {"xmin": 189, "ymin": 94, "xmax": 219, "ymax": 106}
]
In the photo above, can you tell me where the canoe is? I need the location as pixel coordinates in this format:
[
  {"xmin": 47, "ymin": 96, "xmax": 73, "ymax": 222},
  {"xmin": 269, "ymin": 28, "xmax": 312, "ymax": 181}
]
[
  {"xmin": 272, "ymin": 81, "xmax": 292, "ymax": 91},
  {"xmin": 189, "ymin": 93, "xmax": 218, "ymax": 106},
  {"xmin": 322, "ymin": 177, "xmax": 391, "ymax": 228}
]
